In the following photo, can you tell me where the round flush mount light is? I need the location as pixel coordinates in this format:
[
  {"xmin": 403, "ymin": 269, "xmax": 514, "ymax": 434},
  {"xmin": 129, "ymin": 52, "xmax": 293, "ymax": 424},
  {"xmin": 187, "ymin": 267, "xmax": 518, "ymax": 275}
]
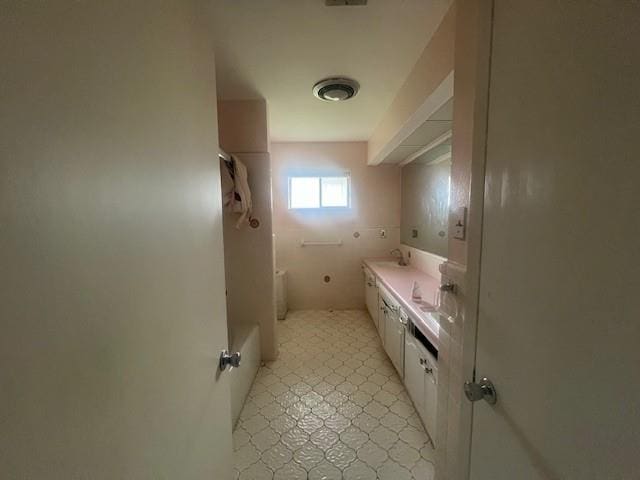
[{"xmin": 313, "ymin": 77, "xmax": 360, "ymax": 102}]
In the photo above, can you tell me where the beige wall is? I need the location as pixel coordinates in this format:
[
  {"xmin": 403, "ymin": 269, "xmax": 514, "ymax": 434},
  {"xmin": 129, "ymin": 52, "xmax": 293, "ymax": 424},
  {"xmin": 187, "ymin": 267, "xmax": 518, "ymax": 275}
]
[
  {"xmin": 447, "ymin": 0, "xmax": 487, "ymax": 268},
  {"xmin": 217, "ymin": 100, "xmax": 277, "ymax": 360},
  {"xmin": 218, "ymin": 100, "xmax": 270, "ymax": 154},
  {"xmin": 272, "ymin": 142, "xmax": 401, "ymax": 310},
  {"xmin": 0, "ymin": 2, "xmax": 234, "ymax": 478},
  {"xmin": 368, "ymin": 3, "xmax": 456, "ymax": 165}
]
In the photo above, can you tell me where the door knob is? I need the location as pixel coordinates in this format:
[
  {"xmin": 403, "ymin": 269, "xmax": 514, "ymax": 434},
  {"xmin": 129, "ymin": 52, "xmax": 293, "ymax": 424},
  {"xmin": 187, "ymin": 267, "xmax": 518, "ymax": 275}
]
[
  {"xmin": 464, "ymin": 377, "xmax": 497, "ymax": 405},
  {"xmin": 219, "ymin": 350, "xmax": 241, "ymax": 371},
  {"xmin": 419, "ymin": 358, "xmax": 433, "ymax": 374},
  {"xmin": 439, "ymin": 282, "xmax": 457, "ymax": 294}
]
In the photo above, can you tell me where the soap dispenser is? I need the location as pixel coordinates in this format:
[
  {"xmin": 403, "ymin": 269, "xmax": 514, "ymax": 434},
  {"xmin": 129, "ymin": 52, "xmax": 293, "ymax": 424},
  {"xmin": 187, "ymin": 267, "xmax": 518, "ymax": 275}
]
[{"xmin": 411, "ymin": 281, "xmax": 422, "ymax": 301}]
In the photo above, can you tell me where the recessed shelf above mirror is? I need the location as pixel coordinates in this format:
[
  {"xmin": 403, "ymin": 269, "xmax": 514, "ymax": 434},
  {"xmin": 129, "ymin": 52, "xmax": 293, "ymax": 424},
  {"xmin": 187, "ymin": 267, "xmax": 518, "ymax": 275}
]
[{"xmin": 379, "ymin": 98, "xmax": 453, "ymax": 165}]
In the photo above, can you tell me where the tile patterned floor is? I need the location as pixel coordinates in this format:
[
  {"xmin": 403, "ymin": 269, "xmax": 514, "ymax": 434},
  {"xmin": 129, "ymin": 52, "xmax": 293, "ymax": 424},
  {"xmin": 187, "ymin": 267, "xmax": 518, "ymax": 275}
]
[{"xmin": 233, "ymin": 310, "xmax": 435, "ymax": 480}]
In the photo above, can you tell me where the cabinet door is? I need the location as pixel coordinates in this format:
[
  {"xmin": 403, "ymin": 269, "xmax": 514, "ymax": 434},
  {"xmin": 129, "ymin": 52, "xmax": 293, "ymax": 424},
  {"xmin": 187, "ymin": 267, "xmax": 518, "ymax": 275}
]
[
  {"xmin": 404, "ymin": 337, "xmax": 424, "ymax": 414},
  {"xmin": 423, "ymin": 363, "xmax": 437, "ymax": 442},
  {"xmin": 378, "ymin": 301, "xmax": 386, "ymax": 345},
  {"xmin": 384, "ymin": 312, "xmax": 403, "ymax": 377},
  {"xmin": 383, "ymin": 310, "xmax": 395, "ymax": 362},
  {"xmin": 394, "ymin": 321, "xmax": 405, "ymax": 378},
  {"xmin": 365, "ymin": 281, "xmax": 378, "ymax": 328}
]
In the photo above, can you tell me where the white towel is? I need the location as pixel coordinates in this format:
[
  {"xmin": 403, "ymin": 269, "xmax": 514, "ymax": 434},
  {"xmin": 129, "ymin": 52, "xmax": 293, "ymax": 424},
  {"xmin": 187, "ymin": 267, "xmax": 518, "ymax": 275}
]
[
  {"xmin": 220, "ymin": 159, "xmax": 235, "ymax": 208},
  {"xmin": 221, "ymin": 154, "xmax": 252, "ymax": 228},
  {"xmin": 231, "ymin": 155, "xmax": 252, "ymax": 228}
]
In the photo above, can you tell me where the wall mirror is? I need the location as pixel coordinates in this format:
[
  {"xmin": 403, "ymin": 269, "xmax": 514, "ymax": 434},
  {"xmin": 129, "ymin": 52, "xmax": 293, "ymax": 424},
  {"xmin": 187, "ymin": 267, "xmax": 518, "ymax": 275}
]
[{"xmin": 400, "ymin": 98, "xmax": 452, "ymax": 258}]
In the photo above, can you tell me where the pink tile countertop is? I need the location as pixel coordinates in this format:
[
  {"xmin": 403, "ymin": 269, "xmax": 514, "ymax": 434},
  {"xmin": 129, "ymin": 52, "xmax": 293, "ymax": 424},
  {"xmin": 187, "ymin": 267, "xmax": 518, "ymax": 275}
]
[{"xmin": 363, "ymin": 258, "xmax": 440, "ymax": 349}]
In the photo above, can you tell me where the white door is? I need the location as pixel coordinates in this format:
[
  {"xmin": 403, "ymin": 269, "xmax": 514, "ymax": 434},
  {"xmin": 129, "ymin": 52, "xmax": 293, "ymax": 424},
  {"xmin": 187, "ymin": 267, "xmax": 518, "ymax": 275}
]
[
  {"xmin": 0, "ymin": 4, "xmax": 233, "ymax": 479},
  {"xmin": 468, "ymin": 1, "xmax": 640, "ymax": 479}
]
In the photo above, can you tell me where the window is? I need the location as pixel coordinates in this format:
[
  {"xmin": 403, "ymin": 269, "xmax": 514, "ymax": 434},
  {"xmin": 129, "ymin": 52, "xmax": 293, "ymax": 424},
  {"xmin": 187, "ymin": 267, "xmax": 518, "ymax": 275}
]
[{"xmin": 288, "ymin": 175, "xmax": 350, "ymax": 209}]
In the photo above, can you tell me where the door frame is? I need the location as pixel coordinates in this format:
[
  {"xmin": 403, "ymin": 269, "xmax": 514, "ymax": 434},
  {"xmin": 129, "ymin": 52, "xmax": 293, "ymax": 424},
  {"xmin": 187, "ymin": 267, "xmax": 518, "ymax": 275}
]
[{"xmin": 436, "ymin": 1, "xmax": 495, "ymax": 479}]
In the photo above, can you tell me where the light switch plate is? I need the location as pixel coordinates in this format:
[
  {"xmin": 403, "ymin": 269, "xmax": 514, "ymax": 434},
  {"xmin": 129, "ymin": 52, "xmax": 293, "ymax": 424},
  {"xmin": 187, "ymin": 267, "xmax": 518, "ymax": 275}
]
[{"xmin": 453, "ymin": 206, "xmax": 467, "ymax": 240}]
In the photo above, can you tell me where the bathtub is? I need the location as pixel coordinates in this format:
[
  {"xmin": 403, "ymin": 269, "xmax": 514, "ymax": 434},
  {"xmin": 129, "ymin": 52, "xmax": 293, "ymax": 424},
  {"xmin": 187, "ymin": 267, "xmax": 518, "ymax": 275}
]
[{"xmin": 229, "ymin": 323, "xmax": 261, "ymax": 428}]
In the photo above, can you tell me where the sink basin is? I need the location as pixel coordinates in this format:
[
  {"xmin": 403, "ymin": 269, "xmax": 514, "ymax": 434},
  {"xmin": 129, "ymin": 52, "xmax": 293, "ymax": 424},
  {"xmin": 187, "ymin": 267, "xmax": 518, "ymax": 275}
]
[{"xmin": 374, "ymin": 261, "xmax": 409, "ymax": 268}]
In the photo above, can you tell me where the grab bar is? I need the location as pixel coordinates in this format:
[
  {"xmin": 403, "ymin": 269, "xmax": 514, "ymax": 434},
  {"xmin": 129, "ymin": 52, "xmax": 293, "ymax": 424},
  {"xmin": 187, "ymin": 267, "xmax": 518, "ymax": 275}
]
[{"xmin": 300, "ymin": 240, "xmax": 343, "ymax": 247}]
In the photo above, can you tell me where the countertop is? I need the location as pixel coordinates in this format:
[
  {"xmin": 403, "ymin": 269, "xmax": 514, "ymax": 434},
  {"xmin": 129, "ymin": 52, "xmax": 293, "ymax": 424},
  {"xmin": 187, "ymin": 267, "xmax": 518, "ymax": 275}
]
[{"xmin": 363, "ymin": 258, "xmax": 440, "ymax": 349}]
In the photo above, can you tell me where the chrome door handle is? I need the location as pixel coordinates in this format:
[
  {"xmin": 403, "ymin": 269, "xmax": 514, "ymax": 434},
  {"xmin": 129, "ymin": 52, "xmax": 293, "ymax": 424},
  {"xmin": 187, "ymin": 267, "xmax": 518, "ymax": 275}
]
[
  {"xmin": 464, "ymin": 377, "xmax": 497, "ymax": 405},
  {"xmin": 439, "ymin": 282, "xmax": 457, "ymax": 294},
  {"xmin": 219, "ymin": 350, "xmax": 241, "ymax": 371},
  {"xmin": 419, "ymin": 358, "xmax": 433, "ymax": 374}
]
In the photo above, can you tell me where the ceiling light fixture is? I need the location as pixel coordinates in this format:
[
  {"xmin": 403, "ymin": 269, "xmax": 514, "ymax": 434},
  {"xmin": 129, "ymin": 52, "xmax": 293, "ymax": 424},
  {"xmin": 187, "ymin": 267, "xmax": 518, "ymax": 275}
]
[{"xmin": 312, "ymin": 77, "xmax": 360, "ymax": 102}]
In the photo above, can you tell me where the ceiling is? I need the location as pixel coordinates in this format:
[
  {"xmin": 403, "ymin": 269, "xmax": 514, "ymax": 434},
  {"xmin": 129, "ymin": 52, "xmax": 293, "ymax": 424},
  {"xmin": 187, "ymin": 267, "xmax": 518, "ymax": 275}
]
[{"xmin": 211, "ymin": 0, "xmax": 452, "ymax": 142}]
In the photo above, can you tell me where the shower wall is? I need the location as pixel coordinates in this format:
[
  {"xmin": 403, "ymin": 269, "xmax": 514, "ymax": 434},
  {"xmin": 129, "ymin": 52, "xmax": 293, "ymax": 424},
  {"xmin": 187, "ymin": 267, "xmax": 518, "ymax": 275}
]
[
  {"xmin": 271, "ymin": 142, "xmax": 401, "ymax": 310},
  {"xmin": 218, "ymin": 99, "xmax": 277, "ymax": 361}
]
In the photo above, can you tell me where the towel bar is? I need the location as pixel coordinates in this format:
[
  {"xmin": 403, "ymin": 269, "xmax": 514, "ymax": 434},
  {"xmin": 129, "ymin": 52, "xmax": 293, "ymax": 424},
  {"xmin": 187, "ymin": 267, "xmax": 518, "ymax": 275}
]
[{"xmin": 300, "ymin": 240, "xmax": 343, "ymax": 247}]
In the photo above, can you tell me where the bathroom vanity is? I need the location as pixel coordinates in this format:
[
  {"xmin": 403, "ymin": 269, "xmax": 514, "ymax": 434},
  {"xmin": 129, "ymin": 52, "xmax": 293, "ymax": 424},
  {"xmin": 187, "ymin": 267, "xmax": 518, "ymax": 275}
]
[{"xmin": 362, "ymin": 258, "xmax": 440, "ymax": 442}]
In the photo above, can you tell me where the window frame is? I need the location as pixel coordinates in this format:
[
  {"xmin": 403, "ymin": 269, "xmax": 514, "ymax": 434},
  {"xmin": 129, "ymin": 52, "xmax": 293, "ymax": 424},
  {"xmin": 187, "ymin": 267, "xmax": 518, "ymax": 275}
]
[{"xmin": 287, "ymin": 173, "xmax": 351, "ymax": 210}]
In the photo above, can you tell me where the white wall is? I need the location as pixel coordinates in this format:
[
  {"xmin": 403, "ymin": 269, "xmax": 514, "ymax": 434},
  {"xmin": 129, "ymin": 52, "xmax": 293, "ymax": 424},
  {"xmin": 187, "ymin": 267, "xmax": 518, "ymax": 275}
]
[
  {"xmin": 272, "ymin": 142, "xmax": 401, "ymax": 310},
  {"xmin": 0, "ymin": 3, "xmax": 233, "ymax": 478},
  {"xmin": 218, "ymin": 100, "xmax": 277, "ymax": 360},
  {"xmin": 368, "ymin": 3, "xmax": 456, "ymax": 165}
]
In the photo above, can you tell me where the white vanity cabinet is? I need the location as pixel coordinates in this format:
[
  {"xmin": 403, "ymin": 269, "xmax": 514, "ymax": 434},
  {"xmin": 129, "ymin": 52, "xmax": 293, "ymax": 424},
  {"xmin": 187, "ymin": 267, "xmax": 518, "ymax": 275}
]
[
  {"xmin": 362, "ymin": 261, "xmax": 439, "ymax": 444},
  {"xmin": 404, "ymin": 321, "xmax": 438, "ymax": 443},
  {"xmin": 363, "ymin": 267, "xmax": 379, "ymax": 330}
]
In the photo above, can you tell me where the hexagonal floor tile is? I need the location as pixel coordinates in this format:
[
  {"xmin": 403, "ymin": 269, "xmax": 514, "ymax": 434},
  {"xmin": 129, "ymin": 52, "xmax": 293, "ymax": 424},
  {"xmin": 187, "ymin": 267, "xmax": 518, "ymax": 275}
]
[
  {"xmin": 343, "ymin": 460, "xmax": 377, "ymax": 480},
  {"xmin": 340, "ymin": 426, "xmax": 369, "ymax": 451},
  {"xmin": 239, "ymin": 461, "xmax": 273, "ymax": 480},
  {"xmin": 262, "ymin": 443, "xmax": 293, "ymax": 471},
  {"xmin": 309, "ymin": 427, "xmax": 339, "ymax": 449},
  {"xmin": 377, "ymin": 460, "xmax": 413, "ymax": 480},
  {"xmin": 232, "ymin": 310, "xmax": 431, "ymax": 479},
  {"xmin": 309, "ymin": 460, "xmax": 342, "ymax": 480},
  {"xmin": 356, "ymin": 441, "xmax": 388, "ymax": 469},
  {"xmin": 293, "ymin": 442, "xmax": 325, "ymax": 470},
  {"xmin": 274, "ymin": 463, "xmax": 307, "ymax": 480},
  {"xmin": 325, "ymin": 441, "xmax": 356, "ymax": 469}
]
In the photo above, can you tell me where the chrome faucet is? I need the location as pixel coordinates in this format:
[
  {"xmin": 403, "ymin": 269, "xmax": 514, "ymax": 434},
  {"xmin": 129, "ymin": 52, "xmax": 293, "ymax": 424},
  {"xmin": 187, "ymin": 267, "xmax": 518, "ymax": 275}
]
[{"xmin": 390, "ymin": 248, "xmax": 408, "ymax": 266}]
